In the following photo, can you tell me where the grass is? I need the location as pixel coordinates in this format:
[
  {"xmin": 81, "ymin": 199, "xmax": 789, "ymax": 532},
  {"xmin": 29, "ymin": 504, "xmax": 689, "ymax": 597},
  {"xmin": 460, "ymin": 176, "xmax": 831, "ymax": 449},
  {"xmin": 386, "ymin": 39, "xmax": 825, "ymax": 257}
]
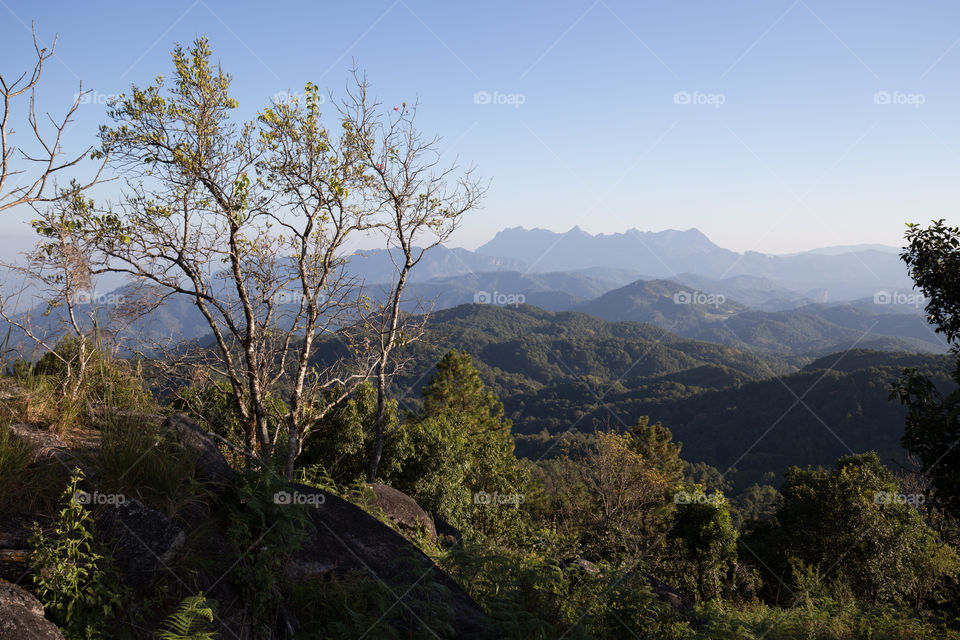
[
  {"xmin": 693, "ymin": 600, "xmax": 960, "ymax": 640},
  {"xmin": 88, "ymin": 414, "xmax": 211, "ymax": 519},
  {"xmin": 0, "ymin": 422, "xmax": 64, "ymax": 513}
]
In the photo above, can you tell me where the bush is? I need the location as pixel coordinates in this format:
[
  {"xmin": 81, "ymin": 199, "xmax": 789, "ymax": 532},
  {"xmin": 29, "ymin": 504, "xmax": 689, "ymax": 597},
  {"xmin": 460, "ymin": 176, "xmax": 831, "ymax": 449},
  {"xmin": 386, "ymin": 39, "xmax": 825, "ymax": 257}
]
[{"xmin": 28, "ymin": 469, "xmax": 125, "ymax": 640}]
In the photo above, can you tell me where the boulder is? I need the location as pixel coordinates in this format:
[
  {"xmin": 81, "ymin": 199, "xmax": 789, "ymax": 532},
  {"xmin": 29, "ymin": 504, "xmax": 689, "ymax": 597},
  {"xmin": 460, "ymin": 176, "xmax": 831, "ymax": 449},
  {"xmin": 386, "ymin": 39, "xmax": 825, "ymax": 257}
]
[
  {"xmin": 559, "ymin": 557, "xmax": 600, "ymax": 574},
  {"xmin": 364, "ymin": 483, "xmax": 436, "ymax": 544},
  {"xmin": 643, "ymin": 572, "xmax": 695, "ymax": 614},
  {"xmin": 6, "ymin": 424, "xmax": 89, "ymax": 475},
  {"xmin": 285, "ymin": 483, "xmax": 489, "ymax": 637},
  {"xmin": 0, "ymin": 579, "xmax": 65, "ymax": 639},
  {"xmin": 163, "ymin": 414, "xmax": 235, "ymax": 483},
  {"xmin": 96, "ymin": 499, "xmax": 185, "ymax": 592}
]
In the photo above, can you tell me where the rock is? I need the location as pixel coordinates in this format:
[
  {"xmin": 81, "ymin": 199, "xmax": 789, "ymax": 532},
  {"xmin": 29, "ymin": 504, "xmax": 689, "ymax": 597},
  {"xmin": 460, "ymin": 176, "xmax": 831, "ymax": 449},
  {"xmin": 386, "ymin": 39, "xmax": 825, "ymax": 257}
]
[
  {"xmin": 6, "ymin": 424, "xmax": 85, "ymax": 473},
  {"xmin": 163, "ymin": 414, "xmax": 235, "ymax": 483},
  {"xmin": 0, "ymin": 579, "xmax": 65, "ymax": 639},
  {"xmin": 285, "ymin": 483, "xmax": 489, "ymax": 637},
  {"xmin": 559, "ymin": 557, "xmax": 600, "ymax": 574},
  {"xmin": 364, "ymin": 483, "xmax": 436, "ymax": 544},
  {"xmin": 96, "ymin": 499, "xmax": 185, "ymax": 592},
  {"xmin": 643, "ymin": 572, "xmax": 695, "ymax": 614}
]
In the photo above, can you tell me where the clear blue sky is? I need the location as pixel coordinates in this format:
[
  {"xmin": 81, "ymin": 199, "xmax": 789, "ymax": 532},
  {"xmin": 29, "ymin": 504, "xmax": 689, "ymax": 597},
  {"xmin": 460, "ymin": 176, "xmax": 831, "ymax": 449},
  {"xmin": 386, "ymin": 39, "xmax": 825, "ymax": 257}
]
[{"xmin": 2, "ymin": 0, "xmax": 959, "ymax": 255}]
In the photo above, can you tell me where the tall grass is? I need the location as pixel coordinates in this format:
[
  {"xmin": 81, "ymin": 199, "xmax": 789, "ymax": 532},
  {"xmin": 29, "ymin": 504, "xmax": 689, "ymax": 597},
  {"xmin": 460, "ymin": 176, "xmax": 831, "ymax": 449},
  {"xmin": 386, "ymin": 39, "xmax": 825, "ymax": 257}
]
[
  {"xmin": 90, "ymin": 415, "xmax": 209, "ymax": 519},
  {"xmin": 0, "ymin": 422, "xmax": 63, "ymax": 513}
]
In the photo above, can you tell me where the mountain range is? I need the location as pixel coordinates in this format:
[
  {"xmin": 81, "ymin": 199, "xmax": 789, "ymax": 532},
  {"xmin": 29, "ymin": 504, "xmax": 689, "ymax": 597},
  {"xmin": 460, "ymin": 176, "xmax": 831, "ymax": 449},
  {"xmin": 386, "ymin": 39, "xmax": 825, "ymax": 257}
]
[{"xmin": 3, "ymin": 226, "xmax": 942, "ymax": 359}]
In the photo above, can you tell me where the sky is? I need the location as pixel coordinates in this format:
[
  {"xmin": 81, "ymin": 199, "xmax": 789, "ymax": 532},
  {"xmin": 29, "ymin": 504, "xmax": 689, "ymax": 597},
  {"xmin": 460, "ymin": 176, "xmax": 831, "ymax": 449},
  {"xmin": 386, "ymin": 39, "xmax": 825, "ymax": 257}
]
[{"xmin": 1, "ymin": 0, "xmax": 959, "ymax": 257}]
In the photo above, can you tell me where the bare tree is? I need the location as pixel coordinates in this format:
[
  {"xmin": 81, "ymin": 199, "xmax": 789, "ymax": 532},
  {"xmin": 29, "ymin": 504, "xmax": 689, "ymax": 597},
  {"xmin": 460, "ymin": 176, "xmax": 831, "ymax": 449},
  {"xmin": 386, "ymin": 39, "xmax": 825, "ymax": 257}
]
[
  {"xmin": 88, "ymin": 39, "xmax": 379, "ymax": 474},
  {"xmin": 336, "ymin": 77, "xmax": 487, "ymax": 482},
  {"xmin": 0, "ymin": 24, "xmax": 107, "ymax": 214},
  {"xmin": 0, "ymin": 188, "xmax": 104, "ymax": 400}
]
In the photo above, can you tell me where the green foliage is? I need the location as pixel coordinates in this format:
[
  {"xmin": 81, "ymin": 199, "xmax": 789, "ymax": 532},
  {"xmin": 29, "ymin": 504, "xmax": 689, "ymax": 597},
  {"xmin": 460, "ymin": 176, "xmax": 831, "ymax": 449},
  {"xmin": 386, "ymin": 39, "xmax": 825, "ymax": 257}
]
[
  {"xmin": 157, "ymin": 593, "xmax": 218, "ymax": 640},
  {"xmin": 694, "ymin": 600, "xmax": 960, "ymax": 640},
  {"xmin": 671, "ymin": 486, "xmax": 738, "ymax": 601},
  {"xmin": 386, "ymin": 350, "xmax": 531, "ymax": 542},
  {"xmin": 221, "ymin": 472, "xmax": 311, "ymax": 638},
  {"xmin": 91, "ymin": 417, "xmax": 208, "ymax": 518},
  {"xmin": 441, "ymin": 543, "xmax": 691, "ymax": 639},
  {"xmin": 34, "ymin": 335, "xmax": 149, "ymax": 411},
  {"xmin": 894, "ymin": 219, "xmax": 960, "ymax": 520},
  {"xmin": 0, "ymin": 422, "xmax": 44, "ymax": 511},
  {"xmin": 901, "ymin": 219, "xmax": 960, "ymax": 345},
  {"xmin": 28, "ymin": 469, "xmax": 124, "ymax": 640},
  {"xmin": 297, "ymin": 381, "xmax": 401, "ymax": 485},
  {"xmin": 532, "ymin": 417, "xmax": 683, "ymax": 563},
  {"xmin": 173, "ymin": 380, "xmax": 287, "ymax": 454},
  {"xmin": 743, "ymin": 452, "xmax": 960, "ymax": 606}
]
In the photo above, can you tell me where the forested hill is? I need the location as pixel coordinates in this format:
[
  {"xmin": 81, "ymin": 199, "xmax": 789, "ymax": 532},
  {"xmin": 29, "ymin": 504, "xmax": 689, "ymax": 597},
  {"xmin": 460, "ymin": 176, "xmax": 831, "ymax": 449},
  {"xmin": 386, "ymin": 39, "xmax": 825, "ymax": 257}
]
[
  {"xmin": 383, "ymin": 303, "xmax": 795, "ymax": 398},
  {"xmin": 369, "ymin": 304, "xmax": 954, "ymax": 489}
]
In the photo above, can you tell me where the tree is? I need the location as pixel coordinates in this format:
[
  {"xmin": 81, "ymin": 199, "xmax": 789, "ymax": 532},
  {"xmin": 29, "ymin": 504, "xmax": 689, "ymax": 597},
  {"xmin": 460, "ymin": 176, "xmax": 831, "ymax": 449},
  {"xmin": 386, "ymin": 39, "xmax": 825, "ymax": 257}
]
[
  {"xmin": 296, "ymin": 381, "xmax": 402, "ymax": 486},
  {"xmin": 893, "ymin": 219, "xmax": 960, "ymax": 517},
  {"xmin": 1, "ymin": 24, "xmax": 107, "ymax": 213},
  {"xmin": 670, "ymin": 486, "xmax": 738, "ymax": 601},
  {"xmin": 0, "ymin": 188, "xmax": 101, "ymax": 400},
  {"xmin": 347, "ymin": 89, "xmax": 487, "ymax": 482},
  {"xmin": 387, "ymin": 350, "xmax": 529, "ymax": 541},
  {"xmin": 542, "ymin": 418, "xmax": 683, "ymax": 563},
  {"xmin": 88, "ymin": 39, "xmax": 384, "ymax": 474},
  {"xmin": 743, "ymin": 452, "xmax": 959, "ymax": 605}
]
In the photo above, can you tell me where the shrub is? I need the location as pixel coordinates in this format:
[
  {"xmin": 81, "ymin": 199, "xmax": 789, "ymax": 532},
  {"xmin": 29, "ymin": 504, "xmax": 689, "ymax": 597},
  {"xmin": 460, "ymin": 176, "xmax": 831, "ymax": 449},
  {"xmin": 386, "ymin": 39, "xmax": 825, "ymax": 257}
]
[{"xmin": 28, "ymin": 469, "xmax": 124, "ymax": 640}]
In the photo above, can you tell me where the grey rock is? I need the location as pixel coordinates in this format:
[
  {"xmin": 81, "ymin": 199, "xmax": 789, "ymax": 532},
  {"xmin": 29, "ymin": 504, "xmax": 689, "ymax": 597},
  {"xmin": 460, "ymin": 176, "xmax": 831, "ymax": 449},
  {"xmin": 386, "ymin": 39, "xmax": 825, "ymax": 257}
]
[
  {"xmin": 643, "ymin": 572, "xmax": 695, "ymax": 614},
  {"xmin": 0, "ymin": 580, "xmax": 65, "ymax": 639},
  {"xmin": 163, "ymin": 414, "xmax": 235, "ymax": 482},
  {"xmin": 560, "ymin": 557, "xmax": 600, "ymax": 574},
  {"xmin": 96, "ymin": 499, "xmax": 185, "ymax": 591},
  {"xmin": 285, "ymin": 483, "xmax": 489, "ymax": 637},
  {"xmin": 365, "ymin": 483, "xmax": 436, "ymax": 544}
]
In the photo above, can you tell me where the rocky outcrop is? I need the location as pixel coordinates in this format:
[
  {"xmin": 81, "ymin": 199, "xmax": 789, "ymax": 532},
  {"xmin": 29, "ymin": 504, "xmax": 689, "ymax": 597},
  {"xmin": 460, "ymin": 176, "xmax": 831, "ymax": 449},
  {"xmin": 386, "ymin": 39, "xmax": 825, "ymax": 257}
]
[
  {"xmin": 96, "ymin": 499, "xmax": 185, "ymax": 592},
  {"xmin": 163, "ymin": 414, "xmax": 235, "ymax": 482},
  {"xmin": 6, "ymin": 424, "xmax": 91, "ymax": 476},
  {"xmin": 643, "ymin": 572, "xmax": 695, "ymax": 614},
  {"xmin": 560, "ymin": 557, "xmax": 600, "ymax": 574},
  {"xmin": 285, "ymin": 483, "xmax": 489, "ymax": 637},
  {"xmin": 0, "ymin": 580, "xmax": 65, "ymax": 639},
  {"xmin": 364, "ymin": 483, "xmax": 437, "ymax": 544}
]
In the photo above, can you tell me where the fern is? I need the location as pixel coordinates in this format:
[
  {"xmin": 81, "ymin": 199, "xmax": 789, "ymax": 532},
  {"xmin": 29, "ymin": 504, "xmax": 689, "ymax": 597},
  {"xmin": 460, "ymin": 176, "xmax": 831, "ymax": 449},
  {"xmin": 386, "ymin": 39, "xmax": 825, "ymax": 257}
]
[{"xmin": 158, "ymin": 593, "xmax": 218, "ymax": 640}]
